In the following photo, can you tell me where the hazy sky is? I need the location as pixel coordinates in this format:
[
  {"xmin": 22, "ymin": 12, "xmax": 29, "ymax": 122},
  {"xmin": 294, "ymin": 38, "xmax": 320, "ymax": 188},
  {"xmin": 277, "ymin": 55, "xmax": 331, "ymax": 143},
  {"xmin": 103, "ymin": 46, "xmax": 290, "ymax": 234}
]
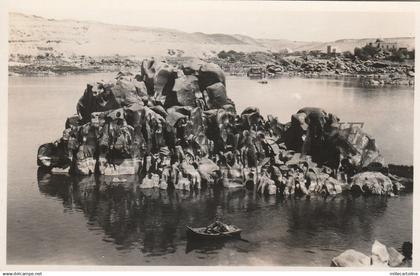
[{"xmin": 8, "ymin": 0, "xmax": 416, "ymax": 42}]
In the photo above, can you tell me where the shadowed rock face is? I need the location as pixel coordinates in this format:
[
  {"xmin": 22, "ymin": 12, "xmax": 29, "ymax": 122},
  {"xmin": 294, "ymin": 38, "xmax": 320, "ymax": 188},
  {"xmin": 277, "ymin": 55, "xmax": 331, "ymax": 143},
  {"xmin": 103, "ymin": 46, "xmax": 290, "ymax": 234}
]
[
  {"xmin": 37, "ymin": 58, "xmax": 404, "ymax": 196},
  {"xmin": 284, "ymin": 107, "xmax": 385, "ymax": 172},
  {"xmin": 153, "ymin": 62, "xmax": 177, "ymax": 102},
  {"xmin": 165, "ymin": 75, "xmax": 200, "ymax": 108},
  {"xmin": 205, "ymin": 82, "xmax": 228, "ymax": 109},
  {"xmin": 76, "ymin": 82, "xmax": 121, "ymax": 123},
  {"xmin": 198, "ymin": 62, "xmax": 226, "ymax": 91},
  {"xmin": 141, "ymin": 59, "xmax": 156, "ymax": 96}
]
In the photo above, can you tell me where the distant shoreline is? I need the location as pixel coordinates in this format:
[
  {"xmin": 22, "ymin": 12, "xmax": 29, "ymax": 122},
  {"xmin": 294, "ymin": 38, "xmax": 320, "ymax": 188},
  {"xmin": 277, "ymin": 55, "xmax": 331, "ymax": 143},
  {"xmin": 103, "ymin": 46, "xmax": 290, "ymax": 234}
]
[{"xmin": 8, "ymin": 57, "xmax": 415, "ymax": 89}]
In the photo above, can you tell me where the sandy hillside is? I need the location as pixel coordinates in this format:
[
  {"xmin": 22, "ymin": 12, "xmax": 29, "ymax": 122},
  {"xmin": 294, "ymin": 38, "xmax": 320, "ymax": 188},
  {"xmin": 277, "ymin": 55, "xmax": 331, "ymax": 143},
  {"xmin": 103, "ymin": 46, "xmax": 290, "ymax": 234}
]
[{"xmin": 9, "ymin": 12, "xmax": 414, "ymax": 58}]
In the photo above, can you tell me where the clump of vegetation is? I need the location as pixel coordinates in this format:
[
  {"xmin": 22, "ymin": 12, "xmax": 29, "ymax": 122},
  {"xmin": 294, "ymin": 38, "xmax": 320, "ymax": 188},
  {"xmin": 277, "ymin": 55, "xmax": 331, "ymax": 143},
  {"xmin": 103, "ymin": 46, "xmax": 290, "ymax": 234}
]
[
  {"xmin": 354, "ymin": 44, "xmax": 381, "ymax": 60},
  {"xmin": 387, "ymin": 48, "xmax": 415, "ymax": 62},
  {"xmin": 217, "ymin": 50, "xmax": 246, "ymax": 62},
  {"xmin": 354, "ymin": 43, "xmax": 415, "ymax": 62},
  {"xmin": 216, "ymin": 50, "xmax": 278, "ymax": 65}
]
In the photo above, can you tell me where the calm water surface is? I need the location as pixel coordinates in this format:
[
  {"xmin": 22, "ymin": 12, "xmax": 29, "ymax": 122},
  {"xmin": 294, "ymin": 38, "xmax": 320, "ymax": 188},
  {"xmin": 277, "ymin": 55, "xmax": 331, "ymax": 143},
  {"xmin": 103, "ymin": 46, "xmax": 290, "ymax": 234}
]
[{"xmin": 8, "ymin": 74, "xmax": 413, "ymax": 266}]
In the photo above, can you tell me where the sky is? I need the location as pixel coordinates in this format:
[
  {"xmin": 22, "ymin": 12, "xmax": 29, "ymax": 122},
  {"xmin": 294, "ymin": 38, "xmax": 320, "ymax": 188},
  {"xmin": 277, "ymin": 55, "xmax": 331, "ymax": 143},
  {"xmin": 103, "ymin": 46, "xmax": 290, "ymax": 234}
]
[{"xmin": 7, "ymin": 0, "xmax": 416, "ymax": 42}]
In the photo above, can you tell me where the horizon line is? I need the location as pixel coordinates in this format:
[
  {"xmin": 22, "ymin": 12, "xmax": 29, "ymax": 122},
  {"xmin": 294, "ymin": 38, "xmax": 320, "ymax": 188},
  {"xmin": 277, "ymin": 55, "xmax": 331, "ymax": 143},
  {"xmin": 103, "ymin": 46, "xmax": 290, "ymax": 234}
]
[{"xmin": 9, "ymin": 11, "xmax": 415, "ymax": 44}]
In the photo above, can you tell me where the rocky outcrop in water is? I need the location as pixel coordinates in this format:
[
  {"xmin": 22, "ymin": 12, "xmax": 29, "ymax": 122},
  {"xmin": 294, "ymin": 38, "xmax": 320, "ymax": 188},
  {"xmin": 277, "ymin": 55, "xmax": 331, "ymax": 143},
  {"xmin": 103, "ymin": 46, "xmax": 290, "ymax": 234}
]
[
  {"xmin": 37, "ymin": 58, "xmax": 409, "ymax": 196},
  {"xmin": 215, "ymin": 55, "xmax": 415, "ymax": 88}
]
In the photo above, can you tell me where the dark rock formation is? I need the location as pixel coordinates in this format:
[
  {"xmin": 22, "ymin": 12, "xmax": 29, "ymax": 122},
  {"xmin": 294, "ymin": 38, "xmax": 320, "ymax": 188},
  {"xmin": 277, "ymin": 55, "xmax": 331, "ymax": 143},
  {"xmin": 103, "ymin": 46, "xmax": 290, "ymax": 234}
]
[{"xmin": 37, "ymin": 58, "xmax": 409, "ymax": 196}]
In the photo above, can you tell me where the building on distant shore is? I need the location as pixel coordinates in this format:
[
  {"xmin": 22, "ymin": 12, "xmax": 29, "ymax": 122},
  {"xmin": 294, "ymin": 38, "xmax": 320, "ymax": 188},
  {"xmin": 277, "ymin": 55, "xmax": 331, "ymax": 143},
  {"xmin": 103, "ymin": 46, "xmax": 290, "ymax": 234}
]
[
  {"xmin": 326, "ymin": 45, "xmax": 338, "ymax": 56},
  {"xmin": 369, "ymin": 39, "xmax": 398, "ymax": 51},
  {"xmin": 278, "ymin": 48, "xmax": 293, "ymax": 55}
]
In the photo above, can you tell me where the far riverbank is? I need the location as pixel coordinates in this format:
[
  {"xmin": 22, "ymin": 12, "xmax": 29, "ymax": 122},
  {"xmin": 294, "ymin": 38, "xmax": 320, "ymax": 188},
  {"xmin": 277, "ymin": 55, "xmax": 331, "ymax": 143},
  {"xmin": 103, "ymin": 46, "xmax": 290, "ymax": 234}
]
[{"xmin": 8, "ymin": 54, "xmax": 415, "ymax": 88}]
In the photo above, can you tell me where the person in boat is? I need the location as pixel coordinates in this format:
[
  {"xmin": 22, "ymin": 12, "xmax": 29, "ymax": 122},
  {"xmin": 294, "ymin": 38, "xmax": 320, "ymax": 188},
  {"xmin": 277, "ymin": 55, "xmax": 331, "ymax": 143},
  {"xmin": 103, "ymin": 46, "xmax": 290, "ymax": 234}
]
[{"xmin": 204, "ymin": 221, "xmax": 232, "ymax": 234}]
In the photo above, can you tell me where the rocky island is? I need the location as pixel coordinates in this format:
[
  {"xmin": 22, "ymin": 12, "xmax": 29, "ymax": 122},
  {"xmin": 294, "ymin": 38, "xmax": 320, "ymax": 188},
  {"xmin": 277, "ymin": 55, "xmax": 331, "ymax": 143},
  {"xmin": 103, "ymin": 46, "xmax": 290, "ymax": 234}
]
[{"xmin": 37, "ymin": 58, "xmax": 412, "ymax": 198}]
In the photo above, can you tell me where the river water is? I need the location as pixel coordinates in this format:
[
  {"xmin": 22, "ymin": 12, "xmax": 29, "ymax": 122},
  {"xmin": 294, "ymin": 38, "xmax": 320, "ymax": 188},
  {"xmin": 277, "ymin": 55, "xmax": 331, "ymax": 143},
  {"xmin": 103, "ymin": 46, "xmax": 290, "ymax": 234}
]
[{"xmin": 7, "ymin": 74, "xmax": 413, "ymax": 266}]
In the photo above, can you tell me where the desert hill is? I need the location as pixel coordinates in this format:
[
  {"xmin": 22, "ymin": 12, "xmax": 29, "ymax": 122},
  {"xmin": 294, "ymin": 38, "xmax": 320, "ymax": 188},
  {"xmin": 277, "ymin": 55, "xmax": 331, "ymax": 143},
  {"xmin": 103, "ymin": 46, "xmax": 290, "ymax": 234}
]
[{"xmin": 9, "ymin": 12, "xmax": 414, "ymax": 59}]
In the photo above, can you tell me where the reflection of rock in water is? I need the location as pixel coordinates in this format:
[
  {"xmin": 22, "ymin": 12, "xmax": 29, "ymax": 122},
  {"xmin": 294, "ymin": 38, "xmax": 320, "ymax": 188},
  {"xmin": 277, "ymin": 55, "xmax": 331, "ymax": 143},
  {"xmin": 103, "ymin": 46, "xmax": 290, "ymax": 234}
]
[
  {"xmin": 37, "ymin": 168, "xmax": 81, "ymax": 211},
  {"xmin": 282, "ymin": 194, "xmax": 389, "ymax": 249},
  {"xmin": 37, "ymin": 168, "xmax": 252, "ymax": 256},
  {"xmin": 37, "ymin": 168, "xmax": 393, "ymax": 258}
]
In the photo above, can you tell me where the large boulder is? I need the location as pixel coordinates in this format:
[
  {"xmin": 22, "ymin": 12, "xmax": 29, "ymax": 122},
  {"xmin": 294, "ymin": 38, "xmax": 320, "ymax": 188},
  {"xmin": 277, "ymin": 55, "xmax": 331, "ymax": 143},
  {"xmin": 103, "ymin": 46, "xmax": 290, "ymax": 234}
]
[
  {"xmin": 112, "ymin": 77, "xmax": 142, "ymax": 106},
  {"xmin": 222, "ymin": 166, "xmax": 245, "ymax": 188},
  {"xmin": 206, "ymin": 108, "xmax": 235, "ymax": 151},
  {"xmin": 103, "ymin": 109, "xmax": 147, "ymax": 165},
  {"xmin": 76, "ymin": 82, "xmax": 120, "ymax": 123},
  {"xmin": 285, "ymin": 108, "xmax": 384, "ymax": 170},
  {"xmin": 96, "ymin": 109, "xmax": 141, "ymax": 168},
  {"xmin": 205, "ymin": 82, "xmax": 228, "ymax": 109},
  {"xmin": 332, "ymin": 241, "xmax": 407, "ymax": 267},
  {"xmin": 153, "ymin": 62, "xmax": 176, "ymax": 102},
  {"xmin": 298, "ymin": 107, "xmax": 328, "ymax": 163},
  {"xmin": 402, "ymin": 242, "xmax": 412, "ymax": 261},
  {"xmin": 314, "ymin": 172, "xmax": 344, "ymax": 195},
  {"xmin": 284, "ymin": 112, "xmax": 307, "ymax": 152},
  {"xmin": 297, "ymin": 107, "xmax": 327, "ymax": 118},
  {"xmin": 339, "ymin": 126, "xmax": 385, "ymax": 168},
  {"xmin": 65, "ymin": 115, "xmax": 81, "ymax": 129},
  {"xmin": 75, "ymin": 144, "xmax": 96, "ymax": 175},
  {"xmin": 140, "ymin": 58, "xmax": 156, "ymax": 95},
  {"xmin": 266, "ymin": 115, "xmax": 287, "ymax": 139},
  {"xmin": 74, "ymin": 123, "xmax": 99, "ymax": 175},
  {"xmin": 181, "ymin": 161, "xmax": 201, "ymax": 189},
  {"xmin": 189, "ymin": 107, "xmax": 205, "ymax": 136},
  {"xmin": 133, "ymin": 79, "xmax": 148, "ymax": 97},
  {"xmin": 197, "ymin": 157, "xmax": 219, "ymax": 184},
  {"xmin": 257, "ymin": 174, "xmax": 277, "ymax": 195},
  {"xmin": 194, "ymin": 132, "xmax": 214, "ymax": 158},
  {"xmin": 241, "ymin": 107, "xmax": 262, "ymax": 129},
  {"xmin": 198, "ymin": 62, "xmax": 226, "ymax": 91},
  {"xmin": 331, "ymin": 249, "xmax": 371, "ymax": 267},
  {"xmin": 166, "ymin": 109, "xmax": 188, "ymax": 128},
  {"xmin": 37, "ymin": 141, "xmax": 72, "ymax": 170},
  {"xmin": 371, "ymin": 240, "xmax": 389, "ymax": 265},
  {"xmin": 351, "ymin": 172, "xmax": 394, "ymax": 195},
  {"xmin": 387, "ymin": 247, "xmax": 404, "ymax": 267},
  {"xmin": 98, "ymin": 157, "xmax": 142, "ymax": 176},
  {"xmin": 165, "ymin": 75, "xmax": 200, "ymax": 108},
  {"xmin": 181, "ymin": 58, "xmax": 203, "ymax": 76}
]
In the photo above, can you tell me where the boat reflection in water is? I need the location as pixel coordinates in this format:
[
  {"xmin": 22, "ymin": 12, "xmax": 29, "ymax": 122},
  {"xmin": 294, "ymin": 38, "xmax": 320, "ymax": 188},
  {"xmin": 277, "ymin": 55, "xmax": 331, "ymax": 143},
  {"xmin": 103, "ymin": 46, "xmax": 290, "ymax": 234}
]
[{"xmin": 36, "ymin": 168, "xmax": 411, "ymax": 266}]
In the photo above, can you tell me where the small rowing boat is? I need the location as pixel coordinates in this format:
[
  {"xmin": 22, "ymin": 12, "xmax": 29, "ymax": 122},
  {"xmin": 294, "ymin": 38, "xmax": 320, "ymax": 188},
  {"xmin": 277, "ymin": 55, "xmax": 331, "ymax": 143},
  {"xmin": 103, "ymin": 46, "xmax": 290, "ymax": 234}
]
[
  {"xmin": 186, "ymin": 225, "xmax": 242, "ymax": 240},
  {"xmin": 258, "ymin": 78, "xmax": 268, "ymax": 84}
]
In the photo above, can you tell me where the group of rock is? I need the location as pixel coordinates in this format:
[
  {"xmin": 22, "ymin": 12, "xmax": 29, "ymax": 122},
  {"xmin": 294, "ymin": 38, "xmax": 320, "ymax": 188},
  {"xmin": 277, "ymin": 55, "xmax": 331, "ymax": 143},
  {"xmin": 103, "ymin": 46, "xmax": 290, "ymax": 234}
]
[
  {"xmin": 229, "ymin": 57, "xmax": 415, "ymax": 87},
  {"xmin": 266, "ymin": 56, "xmax": 412, "ymax": 74},
  {"xmin": 282, "ymin": 57, "xmax": 413, "ymax": 76},
  {"xmin": 37, "ymin": 58, "xmax": 408, "ymax": 196},
  {"xmin": 332, "ymin": 240, "xmax": 412, "ymax": 267}
]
